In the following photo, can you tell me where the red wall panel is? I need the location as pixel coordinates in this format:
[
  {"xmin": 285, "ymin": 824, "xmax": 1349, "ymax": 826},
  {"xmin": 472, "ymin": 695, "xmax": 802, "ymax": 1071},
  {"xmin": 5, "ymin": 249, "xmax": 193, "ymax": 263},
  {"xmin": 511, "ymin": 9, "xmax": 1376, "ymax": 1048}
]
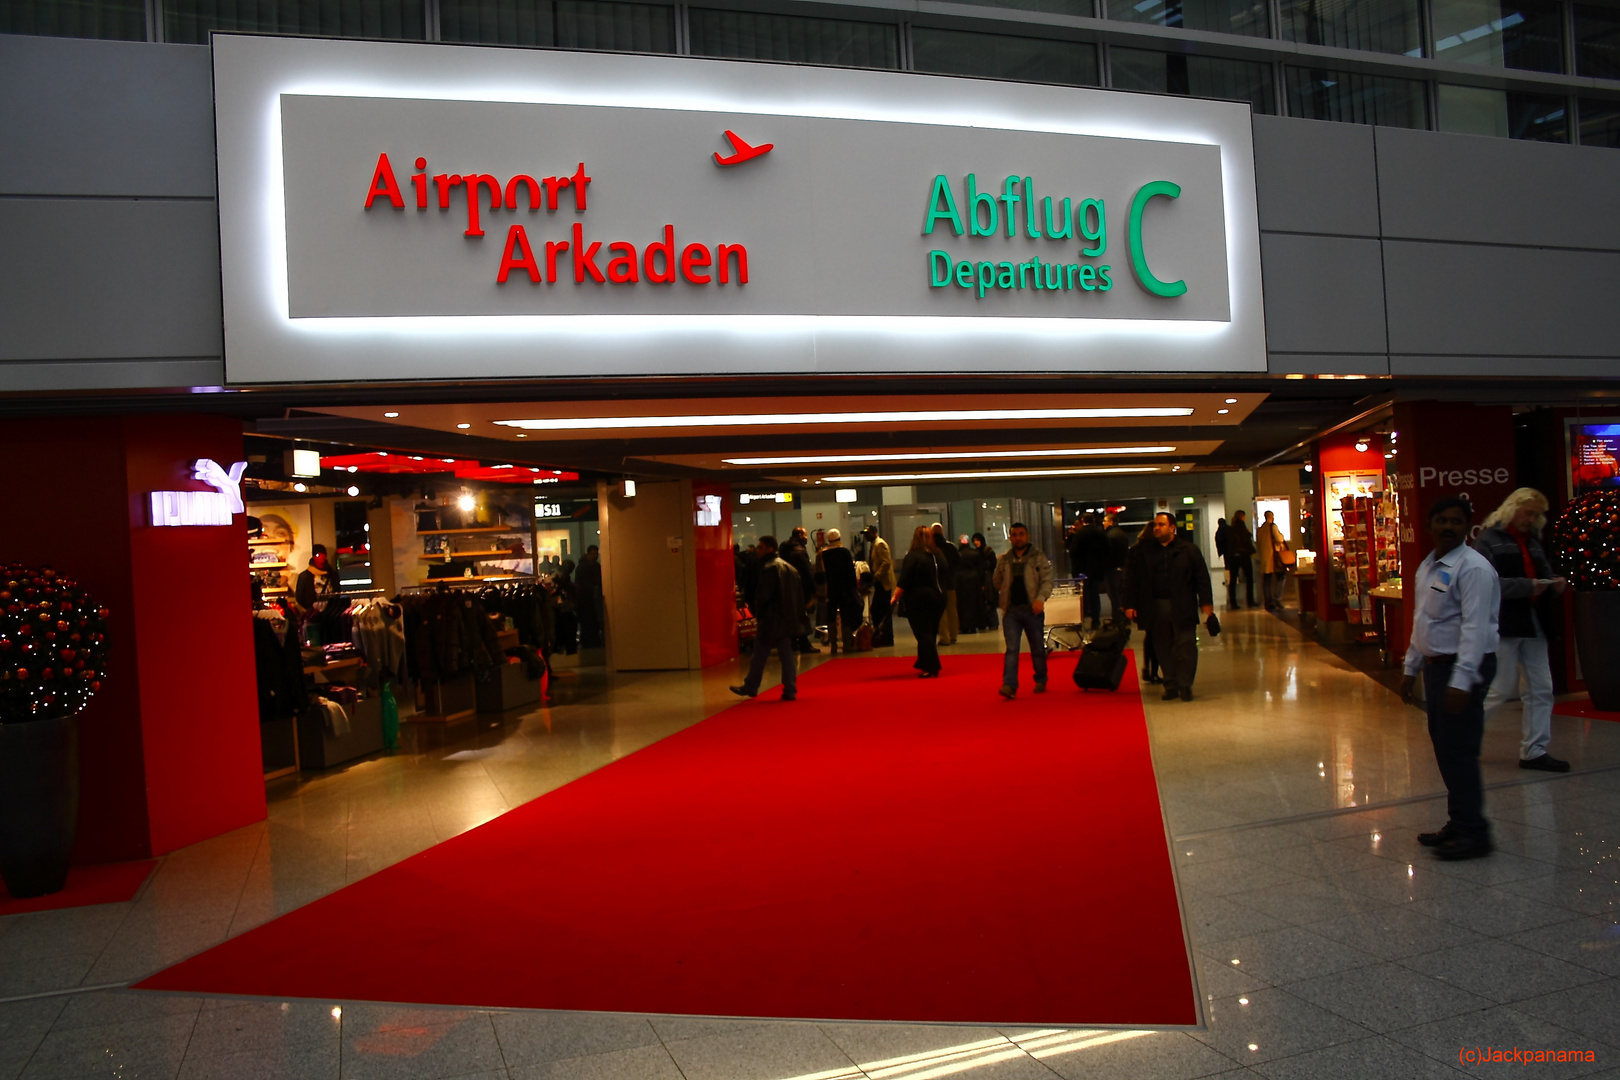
[{"xmin": 0, "ymin": 416, "xmax": 265, "ymax": 862}]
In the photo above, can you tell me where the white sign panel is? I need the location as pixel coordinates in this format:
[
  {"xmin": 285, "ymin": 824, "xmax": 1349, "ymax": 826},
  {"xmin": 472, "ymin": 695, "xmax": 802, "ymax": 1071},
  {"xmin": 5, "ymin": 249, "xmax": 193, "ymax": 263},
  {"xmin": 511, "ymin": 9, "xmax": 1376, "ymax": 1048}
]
[{"xmin": 213, "ymin": 35, "xmax": 1266, "ymax": 382}]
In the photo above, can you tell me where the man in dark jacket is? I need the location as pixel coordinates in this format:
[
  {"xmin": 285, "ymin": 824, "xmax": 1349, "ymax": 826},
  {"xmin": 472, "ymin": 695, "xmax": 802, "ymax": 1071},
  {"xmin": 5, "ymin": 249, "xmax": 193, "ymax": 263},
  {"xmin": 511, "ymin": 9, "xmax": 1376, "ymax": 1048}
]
[
  {"xmin": 1070, "ymin": 514, "xmax": 1113, "ymax": 631},
  {"xmin": 1225, "ymin": 510, "xmax": 1258, "ymax": 609},
  {"xmin": 931, "ymin": 523, "xmax": 961, "ymax": 645},
  {"xmin": 1124, "ymin": 512, "xmax": 1215, "ymax": 701},
  {"xmin": 731, "ymin": 535, "xmax": 808, "ymax": 701},
  {"xmin": 1477, "ymin": 489, "xmax": 1569, "ymax": 772},
  {"xmin": 818, "ymin": 529, "xmax": 860, "ymax": 649},
  {"xmin": 780, "ymin": 527, "xmax": 818, "ymax": 653},
  {"xmin": 1103, "ymin": 514, "xmax": 1130, "ymax": 624}
]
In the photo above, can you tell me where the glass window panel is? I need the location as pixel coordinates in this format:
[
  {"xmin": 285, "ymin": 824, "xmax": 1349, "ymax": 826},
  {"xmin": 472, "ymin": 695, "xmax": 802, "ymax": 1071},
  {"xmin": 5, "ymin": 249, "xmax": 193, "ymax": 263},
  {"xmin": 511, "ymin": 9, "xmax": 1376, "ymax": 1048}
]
[
  {"xmin": 912, "ymin": 27, "xmax": 1097, "ymax": 85},
  {"xmin": 1109, "ymin": 47, "xmax": 1275, "ymax": 111},
  {"xmin": 163, "ymin": 0, "xmax": 425, "ymax": 44},
  {"xmin": 557, "ymin": 1, "xmax": 674, "ymax": 52},
  {"xmin": 1578, "ymin": 96, "xmax": 1620, "ymax": 146},
  {"xmin": 932, "ymin": 0, "xmax": 1095, "ymax": 17},
  {"xmin": 1429, "ymin": 0, "xmax": 1563, "ymax": 72},
  {"xmin": 1575, "ymin": 5, "xmax": 1620, "ymax": 79},
  {"xmin": 1277, "ymin": 0, "xmax": 1422, "ymax": 56},
  {"xmin": 1438, "ymin": 82, "xmax": 1568, "ymax": 139},
  {"xmin": 689, "ymin": 9, "xmax": 898, "ymax": 69},
  {"xmin": 1285, "ymin": 65, "xmax": 1428, "ymax": 127},
  {"xmin": 1105, "ymin": 0, "xmax": 1268, "ymax": 39},
  {"xmin": 0, "ymin": 0, "xmax": 145, "ymax": 39},
  {"xmin": 441, "ymin": 0, "xmax": 556, "ymax": 45}
]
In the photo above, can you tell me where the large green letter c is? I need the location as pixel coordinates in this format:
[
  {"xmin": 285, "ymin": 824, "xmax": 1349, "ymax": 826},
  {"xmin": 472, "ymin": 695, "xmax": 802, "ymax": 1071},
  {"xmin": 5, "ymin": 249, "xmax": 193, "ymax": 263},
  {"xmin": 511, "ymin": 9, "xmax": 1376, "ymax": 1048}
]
[{"xmin": 1127, "ymin": 180, "xmax": 1188, "ymax": 299}]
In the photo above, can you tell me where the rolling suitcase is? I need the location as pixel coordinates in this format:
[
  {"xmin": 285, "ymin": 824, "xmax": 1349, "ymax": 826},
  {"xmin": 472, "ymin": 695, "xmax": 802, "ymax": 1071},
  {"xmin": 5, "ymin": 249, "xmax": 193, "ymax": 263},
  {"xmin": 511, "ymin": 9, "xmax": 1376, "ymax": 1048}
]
[{"xmin": 1073, "ymin": 623, "xmax": 1131, "ymax": 692}]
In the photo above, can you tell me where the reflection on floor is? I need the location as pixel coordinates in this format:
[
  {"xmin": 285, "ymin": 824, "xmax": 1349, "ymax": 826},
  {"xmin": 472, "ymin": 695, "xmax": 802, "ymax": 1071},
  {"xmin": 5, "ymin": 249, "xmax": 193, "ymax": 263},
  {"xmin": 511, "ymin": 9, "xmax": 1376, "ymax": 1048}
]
[{"xmin": 1, "ymin": 609, "xmax": 1617, "ymax": 1079}]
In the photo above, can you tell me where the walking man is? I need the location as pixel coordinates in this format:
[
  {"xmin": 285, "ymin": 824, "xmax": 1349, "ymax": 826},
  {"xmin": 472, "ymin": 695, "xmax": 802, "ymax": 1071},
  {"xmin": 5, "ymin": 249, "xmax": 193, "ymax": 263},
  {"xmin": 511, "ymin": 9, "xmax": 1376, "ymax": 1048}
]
[
  {"xmin": 1103, "ymin": 513, "xmax": 1129, "ymax": 624},
  {"xmin": 865, "ymin": 525, "xmax": 895, "ymax": 647},
  {"xmin": 1124, "ymin": 512, "xmax": 1215, "ymax": 701},
  {"xmin": 731, "ymin": 535, "xmax": 808, "ymax": 702},
  {"xmin": 1226, "ymin": 510, "xmax": 1258, "ymax": 609},
  {"xmin": 1401, "ymin": 497, "xmax": 1500, "ymax": 861},
  {"xmin": 1256, "ymin": 510, "xmax": 1287, "ymax": 610},
  {"xmin": 993, "ymin": 522, "xmax": 1054, "ymax": 699},
  {"xmin": 1071, "ymin": 513, "xmax": 1112, "ymax": 631},
  {"xmin": 931, "ymin": 523, "xmax": 960, "ymax": 645},
  {"xmin": 780, "ymin": 526, "xmax": 818, "ymax": 654},
  {"xmin": 1477, "ymin": 489, "xmax": 1569, "ymax": 772}
]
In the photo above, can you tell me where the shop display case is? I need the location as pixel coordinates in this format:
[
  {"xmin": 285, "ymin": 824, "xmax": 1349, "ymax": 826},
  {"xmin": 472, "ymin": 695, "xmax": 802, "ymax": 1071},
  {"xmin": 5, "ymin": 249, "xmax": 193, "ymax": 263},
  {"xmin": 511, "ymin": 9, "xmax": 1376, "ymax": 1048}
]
[
  {"xmin": 1322, "ymin": 470, "xmax": 1384, "ymax": 608},
  {"xmin": 249, "ymin": 534, "xmax": 292, "ymax": 595},
  {"xmin": 1339, "ymin": 492, "xmax": 1400, "ymax": 633}
]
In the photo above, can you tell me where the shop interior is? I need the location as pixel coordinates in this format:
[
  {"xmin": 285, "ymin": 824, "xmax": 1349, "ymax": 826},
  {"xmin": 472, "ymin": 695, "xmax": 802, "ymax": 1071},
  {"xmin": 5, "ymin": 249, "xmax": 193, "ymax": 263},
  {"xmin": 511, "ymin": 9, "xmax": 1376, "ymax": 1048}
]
[{"xmin": 228, "ymin": 379, "xmax": 1608, "ymax": 782}]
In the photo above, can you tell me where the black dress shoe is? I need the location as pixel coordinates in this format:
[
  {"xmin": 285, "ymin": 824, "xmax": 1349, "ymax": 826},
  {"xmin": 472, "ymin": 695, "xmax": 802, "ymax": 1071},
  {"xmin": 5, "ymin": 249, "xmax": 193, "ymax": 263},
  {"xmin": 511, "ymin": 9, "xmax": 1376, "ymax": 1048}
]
[
  {"xmin": 729, "ymin": 686, "xmax": 756, "ymax": 698},
  {"xmin": 1433, "ymin": 832, "xmax": 1494, "ymax": 861},
  {"xmin": 1417, "ymin": 825, "xmax": 1456, "ymax": 847},
  {"xmin": 1180, "ymin": 687, "xmax": 1193, "ymax": 702},
  {"xmin": 1520, "ymin": 754, "xmax": 1571, "ymax": 773},
  {"xmin": 1161, "ymin": 687, "xmax": 1180, "ymax": 701}
]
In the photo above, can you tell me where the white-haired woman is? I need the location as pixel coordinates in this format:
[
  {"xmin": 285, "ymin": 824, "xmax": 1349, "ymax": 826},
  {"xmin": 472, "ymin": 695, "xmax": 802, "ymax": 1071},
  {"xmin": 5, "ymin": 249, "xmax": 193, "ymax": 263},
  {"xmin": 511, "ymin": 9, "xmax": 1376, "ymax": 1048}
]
[{"xmin": 1476, "ymin": 488, "xmax": 1569, "ymax": 772}]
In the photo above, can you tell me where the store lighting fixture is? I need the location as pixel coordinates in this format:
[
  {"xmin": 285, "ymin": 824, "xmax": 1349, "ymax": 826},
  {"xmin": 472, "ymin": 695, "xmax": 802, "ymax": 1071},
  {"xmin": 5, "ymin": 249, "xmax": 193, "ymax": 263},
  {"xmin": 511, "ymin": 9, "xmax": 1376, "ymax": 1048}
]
[
  {"xmin": 819, "ymin": 466, "xmax": 1159, "ymax": 483},
  {"xmin": 1225, "ymin": 398, "xmax": 1237, "ymax": 404},
  {"xmin": 1217, "ymin": 409, "xmax": 1230, "ymax": 415},
  {"xmin": 496, "ymin": 406, "xmax": 1195, "ymax": 433},
  {"xmin": 384, "ymin": 411, "xmax": 399, "ymax": 418},
  {"xmin": 457, "ymin": 423, "xmax": 471, "ymax": 429},
  {"xmin": 293, "ymin": 482, "xmax": 307, "ymax": 493},
  {"xmin": 346, "ymin": 485, "xmax": 360, "ymax": 497},
  {"xmin": 1305, "ymin": 463, "xmax": 1313, "ymax": 472},
  {"xmin": 347, "ymin": 465, "xmax": 358, "ymax": 473},
  {"xmin": 1355, "ymin": 440, "xmax": 1369, "ymax": 453},
  {"xmin": 722, "ymin": 446, "xmax": 1177, "ymax": 466},
  {"xmin": 458, "ymin": 493, "xmax": 476, "ymax": 511},
  {"xmin": 286, "ymin": 448, "xmax": 321, "ymax": 478}
]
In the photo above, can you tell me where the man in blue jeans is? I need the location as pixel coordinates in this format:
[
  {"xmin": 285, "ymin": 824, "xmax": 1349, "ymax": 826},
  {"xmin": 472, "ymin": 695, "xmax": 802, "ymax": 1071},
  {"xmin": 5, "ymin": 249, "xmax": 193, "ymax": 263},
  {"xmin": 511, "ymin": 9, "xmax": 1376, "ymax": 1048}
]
[{"xmin": 993, "ymin": 523, "xmax": 1054, "ymax": 699}]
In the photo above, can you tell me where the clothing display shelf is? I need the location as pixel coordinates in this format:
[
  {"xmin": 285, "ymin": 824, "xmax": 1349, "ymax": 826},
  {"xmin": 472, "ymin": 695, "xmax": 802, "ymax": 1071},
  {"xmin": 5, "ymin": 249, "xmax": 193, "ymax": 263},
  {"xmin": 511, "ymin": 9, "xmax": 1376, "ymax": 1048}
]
[
  {"xmin": 249, "ymin": 531, "xmax": 296, "ymax": 596},
  {"xmin": 419, "ymin": 521, "xmax": 536, "ymax": 583}
]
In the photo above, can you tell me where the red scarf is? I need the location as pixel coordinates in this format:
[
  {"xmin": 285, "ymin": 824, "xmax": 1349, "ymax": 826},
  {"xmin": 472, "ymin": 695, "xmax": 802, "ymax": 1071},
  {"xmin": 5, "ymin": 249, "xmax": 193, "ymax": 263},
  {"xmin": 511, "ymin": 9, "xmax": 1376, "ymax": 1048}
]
[{"xmin": 1511, "ymin": 530, "xmax": 1536, "ymax": 579}]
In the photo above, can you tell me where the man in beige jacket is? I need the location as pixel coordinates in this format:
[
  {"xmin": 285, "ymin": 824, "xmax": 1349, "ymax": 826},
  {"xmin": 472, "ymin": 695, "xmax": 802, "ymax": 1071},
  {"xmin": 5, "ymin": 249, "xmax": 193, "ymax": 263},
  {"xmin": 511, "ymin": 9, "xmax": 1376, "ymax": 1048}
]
[{"xmin": 865, "ymin": 525, "xmax": 896, "ymax": 647}]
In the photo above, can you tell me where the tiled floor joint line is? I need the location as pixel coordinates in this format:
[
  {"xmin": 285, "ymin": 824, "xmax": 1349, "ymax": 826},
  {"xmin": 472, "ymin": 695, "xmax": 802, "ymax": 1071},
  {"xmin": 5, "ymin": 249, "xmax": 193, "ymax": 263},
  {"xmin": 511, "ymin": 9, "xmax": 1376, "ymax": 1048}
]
[
  {"xmin": 1174, "ymin": 761, "xmax": 1620, "ymax": 841},
  {"xmin": 0, "ymin": 981, "xmax": 129, "ymax": 1005}
]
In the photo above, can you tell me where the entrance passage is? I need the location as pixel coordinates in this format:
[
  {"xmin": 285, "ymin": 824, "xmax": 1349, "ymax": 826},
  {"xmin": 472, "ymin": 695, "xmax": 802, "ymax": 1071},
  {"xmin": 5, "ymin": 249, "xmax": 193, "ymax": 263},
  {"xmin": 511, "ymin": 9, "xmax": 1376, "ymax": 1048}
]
[{"xmin": 138, "ymin": 653, "xmax": 1193, "ymax": 1026}]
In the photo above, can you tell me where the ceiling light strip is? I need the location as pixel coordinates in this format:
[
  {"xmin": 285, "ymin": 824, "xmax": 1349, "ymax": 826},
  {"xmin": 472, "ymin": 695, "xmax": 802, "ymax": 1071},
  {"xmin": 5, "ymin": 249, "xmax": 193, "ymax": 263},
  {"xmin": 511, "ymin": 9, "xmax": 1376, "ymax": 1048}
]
[
  {"xmin": 723, "ymin": 446, "xmax": 1177, "ymax": 466},
  {"xmin": 495, "ymin": 407, "xmax": 1194, "ymax": 432},
  {"xmin": 819, "ymin": 466, "xmax": 1164, "ymax": 482}
]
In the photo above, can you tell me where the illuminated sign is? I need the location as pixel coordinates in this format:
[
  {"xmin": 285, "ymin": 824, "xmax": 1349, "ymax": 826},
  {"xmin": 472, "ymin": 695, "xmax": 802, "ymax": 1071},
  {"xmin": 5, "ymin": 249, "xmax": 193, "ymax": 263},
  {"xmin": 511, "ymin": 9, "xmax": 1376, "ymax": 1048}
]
[
  {"xmin": 213, "ymin": 35, "xmax": 1263, "ymax": 383},
  {"xmin": 150, "ymin": 460, "xmax": 247, "ymax": 527},
  {"xmin": 737, "ymin": 492, "xmax": 795, "ymax": 505}
]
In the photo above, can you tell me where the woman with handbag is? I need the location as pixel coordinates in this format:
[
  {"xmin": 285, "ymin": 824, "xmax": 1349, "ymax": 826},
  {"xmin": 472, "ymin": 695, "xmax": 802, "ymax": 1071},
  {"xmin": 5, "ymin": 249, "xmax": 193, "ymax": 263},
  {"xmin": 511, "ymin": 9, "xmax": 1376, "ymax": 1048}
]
[
  {"xmin": 891, "ymin": 526, "xmax": 946, "ymax": 678},
  {"xmin": 1256, "ymin": 510, "xmax": 1290, "ymax": 611}
]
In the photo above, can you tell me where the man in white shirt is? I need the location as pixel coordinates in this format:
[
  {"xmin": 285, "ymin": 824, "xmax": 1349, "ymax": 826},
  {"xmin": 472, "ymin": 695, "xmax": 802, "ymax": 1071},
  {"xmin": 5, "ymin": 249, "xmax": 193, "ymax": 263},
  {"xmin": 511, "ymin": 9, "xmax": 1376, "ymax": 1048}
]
[{"xmin": 1400, "ymin": 497, "xmax": 1501, "ymax": 861}]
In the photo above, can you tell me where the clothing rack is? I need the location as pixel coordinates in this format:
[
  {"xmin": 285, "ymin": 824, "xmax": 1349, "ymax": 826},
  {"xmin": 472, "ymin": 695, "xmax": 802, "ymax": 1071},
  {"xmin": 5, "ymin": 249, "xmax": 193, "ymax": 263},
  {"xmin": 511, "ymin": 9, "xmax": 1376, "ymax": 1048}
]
[{"xmin": 398, "ymin": 575, "xmax": 536, "ymax": 593}]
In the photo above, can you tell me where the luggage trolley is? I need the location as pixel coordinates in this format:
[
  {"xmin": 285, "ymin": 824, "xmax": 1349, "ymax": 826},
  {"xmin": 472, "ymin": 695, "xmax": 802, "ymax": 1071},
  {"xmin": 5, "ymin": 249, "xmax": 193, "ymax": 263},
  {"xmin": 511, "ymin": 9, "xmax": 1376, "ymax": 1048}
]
[{"xmin": 1042, "ymin": 575, "xmax": 1087, "ymax": 652}]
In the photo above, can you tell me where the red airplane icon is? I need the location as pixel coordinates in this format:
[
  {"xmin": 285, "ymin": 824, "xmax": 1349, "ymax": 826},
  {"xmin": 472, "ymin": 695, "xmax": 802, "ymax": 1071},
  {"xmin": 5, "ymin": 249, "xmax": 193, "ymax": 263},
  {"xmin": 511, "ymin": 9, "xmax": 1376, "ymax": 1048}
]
[{"xmin": 713, "ymin": 130, "xmax": 774, "ymax": 167}]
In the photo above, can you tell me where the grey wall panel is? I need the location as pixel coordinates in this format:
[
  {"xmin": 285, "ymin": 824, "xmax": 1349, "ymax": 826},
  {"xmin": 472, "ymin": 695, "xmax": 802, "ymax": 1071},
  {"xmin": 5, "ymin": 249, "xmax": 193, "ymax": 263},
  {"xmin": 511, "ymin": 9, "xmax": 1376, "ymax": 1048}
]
[
  {"xmin": 1383, "ymin": 241, "xmax": 1620, "ymax": 359},
  {"xmin": 1251, "ymin": 115, "xmax": 1379, "ymax": 238},
  {"xmin": 1375, "ymin": 128, "xmax": 1620, "ymax": 251},
  {"xmin": 0, "ymin": 37, "xmax": 215, "ymax": 198},
  {"xmin": 0, "ymin": 358, "xmax": 225, "ymax": 391},
  {"xmin": 0, "ymin": 199, "xmax": 224, "ymax": 369},
  {"xmin": 1390, "ymin": 355, "xmax": 1620, "ymax": 377},
  {"xmin": 1259, "ymin": 233, "xmax": 1388, "ymax": 356}
]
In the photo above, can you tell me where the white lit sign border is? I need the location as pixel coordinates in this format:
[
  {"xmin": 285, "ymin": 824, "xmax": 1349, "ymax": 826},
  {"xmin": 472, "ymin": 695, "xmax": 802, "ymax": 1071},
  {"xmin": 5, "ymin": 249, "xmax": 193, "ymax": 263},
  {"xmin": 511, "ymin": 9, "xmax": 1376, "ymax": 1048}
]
[{"xmin": 217, "ymin": 35, "xmax": 1265, "ymax": 377}]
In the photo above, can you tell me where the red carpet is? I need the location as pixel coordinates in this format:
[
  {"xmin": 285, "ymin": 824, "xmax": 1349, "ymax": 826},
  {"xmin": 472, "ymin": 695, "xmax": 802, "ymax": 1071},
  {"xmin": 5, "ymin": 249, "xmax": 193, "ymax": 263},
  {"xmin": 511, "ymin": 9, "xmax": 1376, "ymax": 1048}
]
[
  {"xmin": 1554, "ymin": 696, "xmax": 1620, "ymax": 721},
  {"xmin": 139, "ymin": 653, "xmax": 1194, "ymax": 1025},
  {"xmin": 0, "ymin": 860, "xmax": 155, "ymax": 916}
]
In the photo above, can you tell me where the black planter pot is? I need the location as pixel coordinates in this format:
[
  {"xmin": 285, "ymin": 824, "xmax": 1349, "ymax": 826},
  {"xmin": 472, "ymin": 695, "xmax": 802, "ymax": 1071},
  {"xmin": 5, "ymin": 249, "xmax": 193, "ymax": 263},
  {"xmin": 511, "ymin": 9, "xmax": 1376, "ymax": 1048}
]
[
  {"xmin": 0, "ymin": 713, "xmax": 81, "ymax": 898},
  {"xmin": 1574, "ymin": 590, "xmax": 1620, "ymax": 712}
]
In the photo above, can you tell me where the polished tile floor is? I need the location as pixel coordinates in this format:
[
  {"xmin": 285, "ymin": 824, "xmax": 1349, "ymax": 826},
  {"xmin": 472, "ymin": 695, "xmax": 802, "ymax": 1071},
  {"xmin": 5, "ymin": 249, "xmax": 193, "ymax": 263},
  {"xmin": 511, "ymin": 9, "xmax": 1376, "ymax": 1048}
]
[{"xmin": 2, "ymin": 607, "xmax": 1618, "ymax": 1079}]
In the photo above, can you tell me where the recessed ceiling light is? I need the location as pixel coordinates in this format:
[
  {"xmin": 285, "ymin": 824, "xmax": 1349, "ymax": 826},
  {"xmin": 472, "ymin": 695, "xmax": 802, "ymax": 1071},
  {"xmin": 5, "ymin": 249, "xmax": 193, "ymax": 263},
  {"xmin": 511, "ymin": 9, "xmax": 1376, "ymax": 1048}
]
[
  {"xmin": 1217, "ymin": 409, "xmax": 1230, "ymax": 415},
  {"xmin": 495, "ymin": 406, "xmax": 1194, "ymax": 432},
  {"xmin": 1225, "ymin": 398, "xmax": 1237, "ymax": 404},
  {"xmin": 293, "ymin": 482, "xmax": 306, "ymax": 493},
  {"xmin": 457, "ymin": 423, "xmax": 471, "ymax": 429},
  {"xmin": 384, "ymin": 411, "xmax": 400, "ymax": 418},
  {"xmin": 819, "ymin": 466, "xmax": 1159, "ymax": 483},
  {"xmin": 515, "ymin": 433, "xmax": 527, "ymax": 438},
  {"xmin": 722, "ymin": 446, "xmax": 1177, "ymax": 466}
]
